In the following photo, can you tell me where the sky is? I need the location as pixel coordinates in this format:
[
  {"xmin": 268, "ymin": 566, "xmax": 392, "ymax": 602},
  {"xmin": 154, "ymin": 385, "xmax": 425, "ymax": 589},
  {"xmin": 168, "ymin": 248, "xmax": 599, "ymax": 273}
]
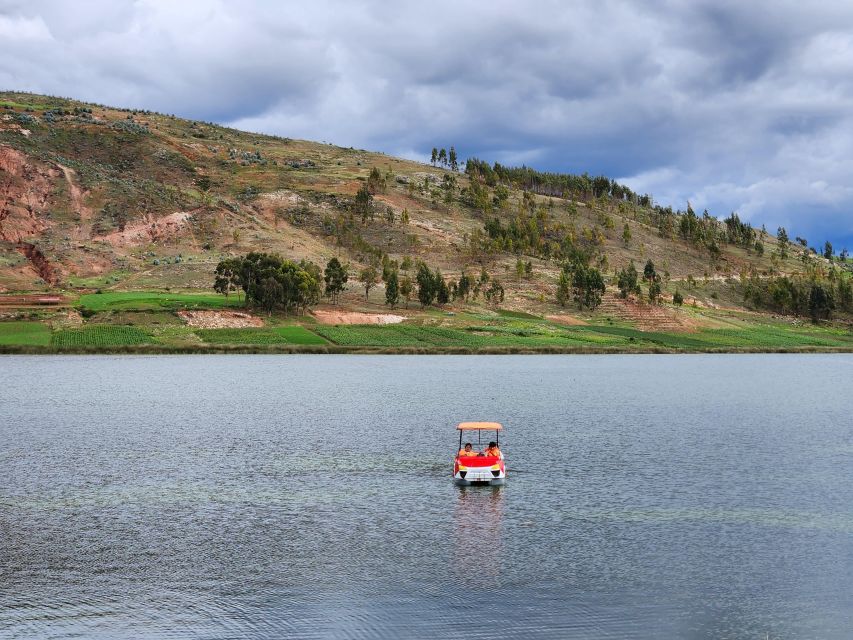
[{"xmin": 1, "ymin": 0, "xmax": 852, "ymax": 251}]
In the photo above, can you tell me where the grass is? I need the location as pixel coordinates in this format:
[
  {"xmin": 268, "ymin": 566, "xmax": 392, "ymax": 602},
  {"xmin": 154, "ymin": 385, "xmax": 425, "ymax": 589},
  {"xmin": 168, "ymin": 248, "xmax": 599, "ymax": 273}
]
[
  {"xmin": 313, "ymin": 325, "xmax": 430, "ymax": 347},
  {"xmin": 196, "ymin": 326, "xmax": 327, "ymax": 345},
  {"xmin": 52, "ymin": 325, "xmax": 153, "ymax": 347},
  {"xmin": 78, "ymin": 291, "xmax": 242, "ymax": 312},
  {"xmin": 0, "ymin": 321, "xmax": 52, "ymax": 346},
  {"xmin": 0, "ymin": 100, "xmax": 56, "ymax": 111},
  {"xmin": 314, "ymin": 323, "xmax": 631, "ymax": 349}
]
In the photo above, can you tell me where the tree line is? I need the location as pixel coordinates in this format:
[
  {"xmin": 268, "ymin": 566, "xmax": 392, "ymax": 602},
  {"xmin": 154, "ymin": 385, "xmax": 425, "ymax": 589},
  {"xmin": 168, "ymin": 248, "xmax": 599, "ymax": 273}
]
[
  {"xmin": 214, "ymin": 253, "xmax": 322, "ymax": 314},
  {"xmin": 430, "ymin": 147, "xmax": 459, "ymax": 171},
  {"xmin": 465, "ymin": 158, "xmax": 643, "ymax": 203}
]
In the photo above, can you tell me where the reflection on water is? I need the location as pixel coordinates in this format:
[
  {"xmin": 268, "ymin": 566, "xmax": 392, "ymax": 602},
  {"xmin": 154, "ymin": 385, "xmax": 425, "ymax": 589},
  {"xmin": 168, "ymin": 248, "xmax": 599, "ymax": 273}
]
[
  {"xmin": 2, "ymin": 353, "xmax": 853, "ymax": 639},
  {"xmin": 452, "ymin": 487, "xmax": 504, "ymax": 581}
]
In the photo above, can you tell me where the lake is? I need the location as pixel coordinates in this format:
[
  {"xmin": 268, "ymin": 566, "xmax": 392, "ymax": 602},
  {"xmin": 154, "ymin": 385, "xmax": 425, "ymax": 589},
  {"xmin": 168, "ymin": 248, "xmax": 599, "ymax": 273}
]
[{"xmin": 1, "ymin": 354, "xmax": 852, "ymax": 639}]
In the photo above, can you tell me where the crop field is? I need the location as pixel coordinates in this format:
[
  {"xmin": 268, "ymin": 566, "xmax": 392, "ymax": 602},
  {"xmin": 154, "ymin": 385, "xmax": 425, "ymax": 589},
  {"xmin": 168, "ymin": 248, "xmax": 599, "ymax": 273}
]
[
  {"xmin": 196, "ymin": 326, "xmax": 327, "ymax": 345},
  {"xmin": 78, "ymin": 292, "xmax": 242, "ymax": 312},
  {"xmin": 51, "ymin": 325, "xmax": 153, "ymax": 347},
  {"xmin": 699, "ymin": 326, "xmax": 853, "ymax": 349},
  {"xmin": 312, "ymin": 323, "xmax": 633, "ymax": 348},
  {"xmin": 312, "ymin": 325, "xmax": 430, "ymax": 347},
  {"xmin": 0, "ymin": 321, "xmax": 52, "ymax": 346}
]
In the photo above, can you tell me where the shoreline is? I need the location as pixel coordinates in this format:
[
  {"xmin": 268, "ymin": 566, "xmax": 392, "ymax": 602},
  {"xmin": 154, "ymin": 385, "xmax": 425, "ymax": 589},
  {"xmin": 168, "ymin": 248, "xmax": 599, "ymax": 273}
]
[{"xmin": 2, "ymin": 344, "xmax": 851, "ymax": 355}]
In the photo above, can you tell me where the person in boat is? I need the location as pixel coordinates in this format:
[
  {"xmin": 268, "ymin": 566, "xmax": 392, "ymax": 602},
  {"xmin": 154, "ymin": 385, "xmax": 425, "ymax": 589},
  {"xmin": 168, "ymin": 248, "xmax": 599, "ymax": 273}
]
[
  {"xmin": 458, "ymin": 442, "xmax": 476, "ymax": 457},
  {"xmin": 482, "ymin": 441, "xmax": 502, "ymax": 458}
]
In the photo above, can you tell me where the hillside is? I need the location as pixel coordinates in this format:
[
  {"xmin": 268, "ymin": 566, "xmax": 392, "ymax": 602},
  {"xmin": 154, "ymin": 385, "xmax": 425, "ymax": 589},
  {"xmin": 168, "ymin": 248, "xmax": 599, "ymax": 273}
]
[{"xmin": 0, "ymin": 91, "xmax": 851, "ymax": 352}]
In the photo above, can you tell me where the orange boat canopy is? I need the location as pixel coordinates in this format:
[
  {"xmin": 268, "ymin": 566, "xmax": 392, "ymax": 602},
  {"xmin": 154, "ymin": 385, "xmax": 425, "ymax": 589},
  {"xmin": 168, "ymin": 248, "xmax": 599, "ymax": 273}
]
[{"xmin": 456, "ymin": 421, "xmax": 503, "ymax": 431}]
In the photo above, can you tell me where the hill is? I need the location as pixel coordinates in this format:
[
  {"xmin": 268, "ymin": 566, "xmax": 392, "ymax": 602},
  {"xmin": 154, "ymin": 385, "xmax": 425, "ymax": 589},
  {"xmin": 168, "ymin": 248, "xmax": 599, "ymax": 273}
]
[{"xmin": 0, "ymin": 91, "xmax": 851, "ymax": 352}]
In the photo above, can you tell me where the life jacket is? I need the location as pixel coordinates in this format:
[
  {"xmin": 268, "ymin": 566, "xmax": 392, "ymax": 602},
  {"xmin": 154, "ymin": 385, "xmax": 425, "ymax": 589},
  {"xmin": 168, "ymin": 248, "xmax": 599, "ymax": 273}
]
[{"xmin": 458, "ymin": 449, "xmax": 476, "ymax": 457}]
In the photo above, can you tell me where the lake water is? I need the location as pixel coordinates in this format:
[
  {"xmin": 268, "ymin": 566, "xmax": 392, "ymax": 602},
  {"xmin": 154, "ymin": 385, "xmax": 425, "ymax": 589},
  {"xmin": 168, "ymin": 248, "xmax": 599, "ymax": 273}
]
[{"xmin": 1, "ymin": 354, "xmax": 852, "ymax": 639}]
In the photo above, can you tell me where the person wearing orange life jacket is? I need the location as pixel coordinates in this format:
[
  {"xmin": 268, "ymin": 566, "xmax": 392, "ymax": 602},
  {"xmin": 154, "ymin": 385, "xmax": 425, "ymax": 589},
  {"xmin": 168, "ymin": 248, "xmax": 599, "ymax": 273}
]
[
  {"xmin": 482, "ymin": 441, "xmax": 502, "ymax": 458},
  {"xmin": 458, "ymin": 442, "xmax": 477, "ymax": 457}
]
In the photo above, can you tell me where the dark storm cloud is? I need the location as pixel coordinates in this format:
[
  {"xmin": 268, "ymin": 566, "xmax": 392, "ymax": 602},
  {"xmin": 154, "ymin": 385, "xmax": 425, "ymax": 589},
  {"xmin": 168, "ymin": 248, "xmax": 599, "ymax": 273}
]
[{"xmin": 1, "ymin": 0, "xmax": 852, "ymax": 247}]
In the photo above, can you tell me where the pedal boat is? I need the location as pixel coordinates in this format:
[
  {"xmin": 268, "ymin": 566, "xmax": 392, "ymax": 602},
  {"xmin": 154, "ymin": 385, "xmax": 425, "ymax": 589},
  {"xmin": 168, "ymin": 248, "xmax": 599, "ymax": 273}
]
[{"xmin": 453, "ymin": 421, "xmax": 506, "ymax": 486}]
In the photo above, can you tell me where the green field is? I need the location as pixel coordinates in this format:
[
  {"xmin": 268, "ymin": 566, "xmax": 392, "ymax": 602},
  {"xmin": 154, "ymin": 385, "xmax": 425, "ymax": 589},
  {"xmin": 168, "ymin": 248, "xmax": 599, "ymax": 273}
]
[
  {"xmin": 0, "ymin": 321, "xmax": 52, "ymax": 346},
  {"xmin": 78, "ymin": 291, "xmax": 243, "ymax": 312},
  {"xmin": 313, "ymin": 324, "xmax": 630, "ymax": 349},
  {"xmin": 1, "ymin": 292, "xmax": 851, "ymax": 352},
  {"xmin": 52, "ymin": 325, "xmax": 153, "ymax": 347},
  {"xmin": 196, "ymin": 326, "xmax": 327, "ymax": 345}
]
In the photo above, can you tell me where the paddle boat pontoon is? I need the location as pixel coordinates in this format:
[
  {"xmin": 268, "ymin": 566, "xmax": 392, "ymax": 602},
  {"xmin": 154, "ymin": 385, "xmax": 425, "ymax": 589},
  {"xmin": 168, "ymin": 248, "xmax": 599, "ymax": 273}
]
[{"xmin": 453, "ymin": 422, "xmax": 506, "ymax": 487}]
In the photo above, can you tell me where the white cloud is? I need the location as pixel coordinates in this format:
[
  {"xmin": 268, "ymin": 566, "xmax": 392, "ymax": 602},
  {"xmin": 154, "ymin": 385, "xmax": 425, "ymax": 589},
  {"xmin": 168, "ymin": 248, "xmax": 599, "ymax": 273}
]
[{"xmin": 0, "ymin": 0, "xmax": 852, "ymax": 247}]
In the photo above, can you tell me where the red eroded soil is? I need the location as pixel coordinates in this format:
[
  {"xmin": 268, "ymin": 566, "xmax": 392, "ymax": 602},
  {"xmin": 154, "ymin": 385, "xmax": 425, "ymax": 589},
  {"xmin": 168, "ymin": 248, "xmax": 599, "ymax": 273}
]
[{"xmin": 0, "ymin": 145, "xmax": 55, "ymax": 243}]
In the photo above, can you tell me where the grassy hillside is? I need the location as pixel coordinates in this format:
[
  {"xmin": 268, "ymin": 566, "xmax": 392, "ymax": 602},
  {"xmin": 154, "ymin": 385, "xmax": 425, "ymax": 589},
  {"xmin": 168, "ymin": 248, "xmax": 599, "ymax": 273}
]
[{"xmin": 0, "ymin": 91, "xmax": 850, "ymax": 352}]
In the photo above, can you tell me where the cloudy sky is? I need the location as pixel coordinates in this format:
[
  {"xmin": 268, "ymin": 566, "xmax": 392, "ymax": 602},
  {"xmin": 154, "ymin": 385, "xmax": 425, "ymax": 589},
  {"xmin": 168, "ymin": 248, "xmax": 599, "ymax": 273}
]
[{"xmin": 2, "ymin": 0, "xmax": 852, "ymax": 250}]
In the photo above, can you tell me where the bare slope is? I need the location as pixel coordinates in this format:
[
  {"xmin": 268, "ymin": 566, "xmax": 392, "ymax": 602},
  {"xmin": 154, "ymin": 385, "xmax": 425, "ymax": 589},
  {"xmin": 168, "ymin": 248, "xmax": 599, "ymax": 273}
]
[{"xmin": 0, "ymin": 91, "xmax": 846, "ymax": 326}]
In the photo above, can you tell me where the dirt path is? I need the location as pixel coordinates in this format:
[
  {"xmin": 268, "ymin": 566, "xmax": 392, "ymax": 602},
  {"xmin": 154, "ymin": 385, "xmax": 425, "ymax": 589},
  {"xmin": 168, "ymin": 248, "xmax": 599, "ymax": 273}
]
[{"xmin": 57, "ymin": 164, "xmax": 93, "ymax": 238}]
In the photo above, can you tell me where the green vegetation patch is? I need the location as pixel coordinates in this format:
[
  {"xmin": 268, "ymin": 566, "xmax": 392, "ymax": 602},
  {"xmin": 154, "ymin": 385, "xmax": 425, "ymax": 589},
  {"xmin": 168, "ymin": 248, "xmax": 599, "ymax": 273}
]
[
  {"xmin": 572, "ymin": 325, "xmax": 714, "ymax": 349},
  {"xmin": 196, "ymin": 326, "xmax": 327, "ymax": 345},
  {"xmin": 0, "ymin": 321, "xmax": 52, "ymax": 346},
  {"xmin": 312, "ymin": 325, "xmax": 430, "ymax": 347},
  {"xmin": 78, "ymin": 291, "xmax": 242, "ymax": 312},
  {"xmin": 314, "ymin": 323, "xmax": 630, "ymax": 349},
  {"xmin": 52, "ymin": 325, "xmax": 153, "ymax": 348},
  {"xmin": 701, "ymin": 327, "xmax": 853, "ymax": 349}
]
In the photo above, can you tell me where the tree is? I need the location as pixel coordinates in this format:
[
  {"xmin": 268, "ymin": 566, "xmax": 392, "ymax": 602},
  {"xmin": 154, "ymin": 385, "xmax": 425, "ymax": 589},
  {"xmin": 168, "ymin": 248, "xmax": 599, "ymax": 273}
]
[
  {"xmin": 572, "ymin": 263, "xmax": 605, "ymax": 310},
  {"xmin": 324, "ymin": 257, "xmax": 348, "ymax": 304},
  {"xmin": 400, "ymin": 275, "xmax": 413, "ymax": 308},
  {"xmin": 355, "ymin": 183, "xmax": 372, "ymax": 223},
  {"xmin": 643, "ymin": 259, "xmax": 657, "ymax": 285},
  {"xmin": 616, "ymin": 261, "xmax": 641, "ymax": 299},
  {"xmin": 438, "ymin": 148, "xmax": 447, "ymax": 167},
  {"xmin": 360, "ymin": 265, "xmax": 378, "ymax": 301},
  {"xmin": 449, "ymin": 146, "xmax": 458, "ymax": 171},
  {"xmin": 484, "ymin": 280, "xmax": 505, "ymax": 305},
  {"xmin": 648, "ymin": 279, "xmax": 662, "ymax": 304},
  {"xmin": 809, "ymin": 284, "xmax": 834, "ymax": 322},
  {"xmin": 430, "ymin": 148, "xmax": 438, "ymax": 166},
  {"xmin": 416, "ymin": 262, "xmax": 436, "ymax": 307},
  {"xmin": 260, "ymin": 276, "xmax": 283, "ymax": 315},
  {"xmin": 777, "ymin": 226, "xmax": 789, "ymax": 259},
  {"xmin": 214, "ymin": 253, "xmax": 322, "ymax": 315},
  {"xmin": 436, "ymin": 270, "xmax": 450, "ymax": 305},
  {"xmin": 479, "ymin": 267, "xmax": 490, "ymax": 286},
  {"xmin": 824, "ymin": 241, "xmax": 833, "ymax": 260},
  {"xmin": 214, "ymin": 257, "xmax": 242, "ymax": 298},
  {"xmin": 622, "ymin": 222, "xmax": 632, "ymax": 245},
  {"xmin": 458, "ymin": 271, "xmax": 472, "ymax": 301},
  {"xmin": 556, "ymin": 267, "xmax": 571, "ymax": 307},
  {"xmin": 385, "ymin": 269, "xmax": 399, "ymax": 307},
  {"xmin": 673, "ymin": 290, "xmax": 684, "ymax": 305},
  {"xmin": 493, "ymin": 184, "xmax": 509, "ymax": 208},
  {"xmin": 367, "ymin": 167, "xmax": 386, "ymax": 194}
]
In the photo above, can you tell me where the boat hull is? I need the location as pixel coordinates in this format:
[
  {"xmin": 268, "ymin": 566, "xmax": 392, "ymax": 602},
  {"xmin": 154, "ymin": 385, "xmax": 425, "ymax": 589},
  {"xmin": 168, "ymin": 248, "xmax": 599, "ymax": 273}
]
[
  {"xmin": 453, "ymin": 476, "xmax": 505, "ymax": 487},
  {"xmin": 453, "ymin": 454, "xmax": 506, "ymax": 486}
]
